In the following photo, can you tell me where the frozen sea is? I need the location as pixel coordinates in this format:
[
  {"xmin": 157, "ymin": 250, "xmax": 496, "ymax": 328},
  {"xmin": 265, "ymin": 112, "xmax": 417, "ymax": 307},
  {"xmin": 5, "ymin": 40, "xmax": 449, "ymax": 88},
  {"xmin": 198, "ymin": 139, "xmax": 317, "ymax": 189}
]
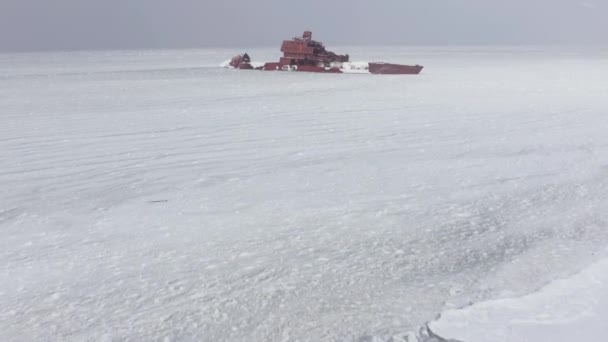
[{"xmin": 1, "ymin": 46, "xmax": 608, "ymax": 341}]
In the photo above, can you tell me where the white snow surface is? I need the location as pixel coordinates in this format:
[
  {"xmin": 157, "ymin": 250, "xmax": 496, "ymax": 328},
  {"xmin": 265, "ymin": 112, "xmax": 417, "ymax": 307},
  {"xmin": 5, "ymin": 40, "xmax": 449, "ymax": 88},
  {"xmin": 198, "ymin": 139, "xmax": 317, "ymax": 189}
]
[
  {"xmin": 429, "ymin": 250, "xmax": 608, "ymax": 342},
  {"xmin": 2, "ymin": 47, "xmax": 608, "ymax": 341},
  {"xmin": 219, "ymin": 58, "xmax": 232, "ymax": 68}
]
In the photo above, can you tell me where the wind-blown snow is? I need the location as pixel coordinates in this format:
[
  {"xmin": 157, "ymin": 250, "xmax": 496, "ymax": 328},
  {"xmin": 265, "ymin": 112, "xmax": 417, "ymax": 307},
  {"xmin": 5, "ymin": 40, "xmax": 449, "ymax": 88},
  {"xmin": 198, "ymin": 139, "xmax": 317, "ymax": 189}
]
[
  {"xmin": 429, "ymin": 251, "xmax": 608, "ymax": 342},
  {"xmin": 219, "ymin": 58, "xmax": 232, "ymax": 68},
  {"xmin": 340, "ymin": 62, "xmax": 370, "ymax": 74},
  {"xmin": 1, "ymin": 47, "xmax": 608, "ymax": 341}
]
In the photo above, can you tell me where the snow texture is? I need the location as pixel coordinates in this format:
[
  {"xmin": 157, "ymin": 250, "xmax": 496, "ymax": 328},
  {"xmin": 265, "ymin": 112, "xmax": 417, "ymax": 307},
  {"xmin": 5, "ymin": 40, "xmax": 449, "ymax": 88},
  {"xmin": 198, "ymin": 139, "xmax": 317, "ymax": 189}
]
[
  {"xmin": 429, "ymin": 251, "xmax": 608, "ymax": 342},
  {"xmin": 1, "ymin": 47, "xmax": 608, "ymax": 341},
  {"xmin": 340, "ymin": 62, "xmax": 370, "ymax": 74},
  {"xmin": 219, "ymin": 59, "xmax": 232, "ymax": 68}
]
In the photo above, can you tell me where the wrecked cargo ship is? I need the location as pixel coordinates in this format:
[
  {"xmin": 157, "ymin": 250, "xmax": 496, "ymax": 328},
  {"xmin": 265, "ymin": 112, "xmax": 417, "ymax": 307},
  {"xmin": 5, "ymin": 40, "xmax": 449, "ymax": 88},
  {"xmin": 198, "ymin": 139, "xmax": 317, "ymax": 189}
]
[{"xmin": 223, "ymin": 31, "xmax": 423, "ymax": 75}]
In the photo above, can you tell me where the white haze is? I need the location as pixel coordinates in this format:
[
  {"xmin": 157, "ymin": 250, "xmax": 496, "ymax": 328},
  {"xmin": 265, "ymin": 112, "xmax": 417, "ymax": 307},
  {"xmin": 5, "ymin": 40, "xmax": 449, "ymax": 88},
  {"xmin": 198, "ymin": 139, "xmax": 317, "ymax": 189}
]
[{"xmin": 1, "ymin": 0, "xmax": 607, "ymax": 51}]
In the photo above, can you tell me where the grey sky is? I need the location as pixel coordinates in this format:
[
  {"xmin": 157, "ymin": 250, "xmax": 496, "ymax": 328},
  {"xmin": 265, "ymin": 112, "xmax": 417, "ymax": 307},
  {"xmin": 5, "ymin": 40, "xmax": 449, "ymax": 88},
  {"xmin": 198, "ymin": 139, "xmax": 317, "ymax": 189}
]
[{"xmin": 1, "ymin": 0, "xmax": 606, "ymax": 52}]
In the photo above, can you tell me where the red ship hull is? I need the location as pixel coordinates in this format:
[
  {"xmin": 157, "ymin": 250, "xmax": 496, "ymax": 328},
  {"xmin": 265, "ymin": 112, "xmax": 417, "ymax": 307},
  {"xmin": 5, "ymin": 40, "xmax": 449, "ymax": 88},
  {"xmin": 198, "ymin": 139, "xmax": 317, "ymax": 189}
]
[
  {"xmin": 252, "ymin": 63, "xmax": 423, "ymax": 75},
  {"xmin": 225, "ymin": 31, "xmax": 423, "ymax": 75}
]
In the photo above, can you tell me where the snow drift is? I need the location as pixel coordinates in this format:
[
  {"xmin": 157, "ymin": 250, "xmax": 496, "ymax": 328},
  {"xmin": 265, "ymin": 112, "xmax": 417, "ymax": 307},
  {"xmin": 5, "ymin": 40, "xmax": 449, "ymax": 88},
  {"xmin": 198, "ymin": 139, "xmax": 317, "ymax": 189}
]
[{"xmin": 429, "ymin": 251, "xmax": 608, "ymax": 342}]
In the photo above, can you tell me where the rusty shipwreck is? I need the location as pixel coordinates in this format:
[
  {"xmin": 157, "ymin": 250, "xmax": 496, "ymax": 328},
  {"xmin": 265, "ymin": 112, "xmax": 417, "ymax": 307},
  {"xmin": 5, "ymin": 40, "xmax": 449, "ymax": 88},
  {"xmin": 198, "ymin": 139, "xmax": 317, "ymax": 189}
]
[{"xmin": 224, "ymin": 31, "xmax": 423, "ymax": 75}]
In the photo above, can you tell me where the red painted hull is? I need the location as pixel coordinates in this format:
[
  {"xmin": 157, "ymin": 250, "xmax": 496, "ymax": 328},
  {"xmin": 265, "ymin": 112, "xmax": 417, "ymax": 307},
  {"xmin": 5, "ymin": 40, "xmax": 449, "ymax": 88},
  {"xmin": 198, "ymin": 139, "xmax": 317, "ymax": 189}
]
[
  {"xmin": 246, "ymin": 62, "xmax": 422, "ymax": 74},
  {"xmin": 226, "ymin": 31, "xmax": 423, "ymax": 75},
  {"xmin": 260, "ymin": 63, "xmax": 341, "ymax": 73}
]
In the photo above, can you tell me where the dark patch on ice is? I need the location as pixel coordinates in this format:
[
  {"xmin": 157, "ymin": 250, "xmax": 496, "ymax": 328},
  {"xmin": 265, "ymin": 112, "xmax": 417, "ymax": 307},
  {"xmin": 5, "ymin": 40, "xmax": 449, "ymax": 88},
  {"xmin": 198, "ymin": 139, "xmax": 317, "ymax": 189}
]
[
  {"xmin": 354, "ymin": 325, "xmax": 462, "ymax": 342},
  {"xmin": 0, "ymin": 208, "xmax": 22, "ymax": 223},
  {"xmin": 148, "ymin": 200, "xmax": 168, "ymax": 203},
  {"xmin": 420, "ymin": 324, "xmax": 463, "ymax": 342}
]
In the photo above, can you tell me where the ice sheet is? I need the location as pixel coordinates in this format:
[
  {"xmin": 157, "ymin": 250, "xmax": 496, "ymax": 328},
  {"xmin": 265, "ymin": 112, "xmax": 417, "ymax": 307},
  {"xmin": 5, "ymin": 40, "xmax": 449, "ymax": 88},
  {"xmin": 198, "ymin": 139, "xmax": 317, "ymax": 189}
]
[
  {"xmin": 1, "ymin": 47, "xmax": 608, "ymax": 341},
  {"xmin": 429, "ymin": 251, "xmax": 608, "ymax": 342}
]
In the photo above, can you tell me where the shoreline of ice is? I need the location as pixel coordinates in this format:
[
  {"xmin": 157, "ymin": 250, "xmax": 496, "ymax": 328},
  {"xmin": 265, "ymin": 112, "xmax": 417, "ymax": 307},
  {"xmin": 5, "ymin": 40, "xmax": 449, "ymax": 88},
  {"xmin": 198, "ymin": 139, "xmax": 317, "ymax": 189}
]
[{"xmin": 428, "ymin": 250, "xmax": 608, "ymax": 342}]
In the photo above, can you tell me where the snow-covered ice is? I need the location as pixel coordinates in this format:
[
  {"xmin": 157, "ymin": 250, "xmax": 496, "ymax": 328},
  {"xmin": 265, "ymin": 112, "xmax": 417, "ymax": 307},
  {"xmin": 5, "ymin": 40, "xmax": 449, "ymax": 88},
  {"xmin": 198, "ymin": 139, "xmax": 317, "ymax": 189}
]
[
  {"xmin": 1, "ymin": 47, "xmax": 608, "ymax": 341},
  {"xmin": 429, "ymin": 250, "xmax": 608, "ymax": 342}
]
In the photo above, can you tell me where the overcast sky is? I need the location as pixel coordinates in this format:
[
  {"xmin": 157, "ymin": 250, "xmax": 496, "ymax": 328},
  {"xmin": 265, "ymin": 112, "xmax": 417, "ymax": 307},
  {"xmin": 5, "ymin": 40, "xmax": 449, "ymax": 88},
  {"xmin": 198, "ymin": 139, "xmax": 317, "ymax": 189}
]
[{"xmin": 1, "ymin": 0, "xmax": 606, "ymax": 52}]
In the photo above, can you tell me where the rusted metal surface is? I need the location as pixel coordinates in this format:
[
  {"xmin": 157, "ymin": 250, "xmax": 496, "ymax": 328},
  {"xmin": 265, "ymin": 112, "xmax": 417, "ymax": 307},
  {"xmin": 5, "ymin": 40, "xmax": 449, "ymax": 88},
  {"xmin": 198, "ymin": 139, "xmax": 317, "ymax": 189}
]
[
  {"xmin": 281, "ymin": 41, "xmax": 314, "ymax": 55},
  {"xmin": 279, "ymin": 33, "xmax": 349, "ymax": 65},
  {"xmin": 369, "ymin": 63, "xmax": 423, "ymax": 75},
  {"xmin": 226, "ymin": 31, "xmax": 423, "ymax": 75},
  {"xmin": 229, "ymin": 53, "xmax": 252, "ymax": 68},
  {"xmin": 263, "ymin": 62, "xmax": 280, "ymax": 71},
  {"xmin": 229, "ymin": 55, "xmax": 244, "ymax": 68},
  {"xmin": 279, "ymin": 57, "xmax": 294, "ymax": 66},
  {"xmin": 237, "ymin": 63, "xmax": 253, "ymax": 70},
  {"xmin": 295, "ymin": 65, "xmax": 342, "ymax": 73}
]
